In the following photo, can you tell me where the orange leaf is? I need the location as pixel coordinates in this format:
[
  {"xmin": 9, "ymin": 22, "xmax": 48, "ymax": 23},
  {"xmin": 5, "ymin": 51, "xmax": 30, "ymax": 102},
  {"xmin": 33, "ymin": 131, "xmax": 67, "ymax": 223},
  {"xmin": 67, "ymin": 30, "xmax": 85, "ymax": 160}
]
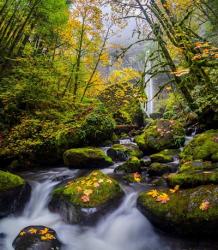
[
  {"xmin": 156, "ymin": 193, "xmax": 170, "ymax": 204},
  {"xmin": 199, "ymin": 201, "xmax": 210, "ymax": 211}
]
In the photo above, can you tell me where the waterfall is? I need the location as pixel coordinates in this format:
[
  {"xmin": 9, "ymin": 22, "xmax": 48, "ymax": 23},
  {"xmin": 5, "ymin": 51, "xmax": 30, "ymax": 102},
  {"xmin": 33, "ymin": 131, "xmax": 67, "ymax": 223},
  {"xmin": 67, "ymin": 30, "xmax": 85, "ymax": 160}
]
[{"xmin": 144, "ymin": 58, "xmax": 154, "ymax": 116}]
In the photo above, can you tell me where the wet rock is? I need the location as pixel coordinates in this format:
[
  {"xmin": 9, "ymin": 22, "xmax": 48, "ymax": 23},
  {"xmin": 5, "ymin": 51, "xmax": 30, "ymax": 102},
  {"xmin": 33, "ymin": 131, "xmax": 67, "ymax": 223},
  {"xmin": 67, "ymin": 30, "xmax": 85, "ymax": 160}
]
[
  {"xmin": 0, "ymin": 171, "xmax": 31, "ymax": 218},
  {"xmin": 49, "ymin": 171, "xmax": 124, "ymax": 225},
  {"xmin": 135, "ymin": 119, "xmax": 185, "ymax": 153},
  {"xmin": 13, "ymin": 226, "xmax": 61, "ymax": 250},
  {"xmin": 107, "ymin": 144, "xmax": 143, "ymax": 162},
  {"xmin": 137, "ymin": 185, "xmax": 218, "ymax": 237},
  {"xmin": 150, "ymin": 149, "xmax": 180, "ymax": 163},
  {"xmin": 147, "ymin": 162, "xmax": 175, "ymax": 177},
  {"xmin": 140, "ymin": 156, "xmax": 152, "ymax": 168},
  {"xmin": 63, "ymin": 147, "xmax": 113, "ymax": 169},
  {"xmin": 180, "ymin": 130, "xmax": 218, "ymax": 162},
  {"xmin": 114, "ymin": 156, "xmax": 141, "ymax": 174}
]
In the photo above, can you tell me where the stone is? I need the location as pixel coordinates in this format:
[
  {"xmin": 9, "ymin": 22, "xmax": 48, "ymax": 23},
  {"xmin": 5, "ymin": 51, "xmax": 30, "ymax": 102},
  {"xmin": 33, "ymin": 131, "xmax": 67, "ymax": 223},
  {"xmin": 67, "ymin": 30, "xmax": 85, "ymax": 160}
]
[
  {"xmin": 63, "ymin": 147, "xmax": 113, "ymax": 168},
  {"xmin": 49, "ymin": 171, "xmax": 124, "ymax": 225},
  {"xmin": 137, "ymin": 185, "xmax": 218, "ymax": 237},
  {"xmin": 13, "ymin": 226, "xmax": 61, "ymax": 250}
]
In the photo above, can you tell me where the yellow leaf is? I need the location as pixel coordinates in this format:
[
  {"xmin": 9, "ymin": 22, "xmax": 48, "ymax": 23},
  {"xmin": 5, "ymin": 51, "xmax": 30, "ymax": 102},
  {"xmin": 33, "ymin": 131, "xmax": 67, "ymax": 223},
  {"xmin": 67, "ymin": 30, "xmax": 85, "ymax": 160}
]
[
  {"xmin": 170, "ymin": 185, "xmax": 180, "ymax": 193},
  {"xmin": 39, "ymin": 227, "xmax": 49, "ymax": 235},
  {"xmin": 19, "ymin": 231, "xmax": 26, "ymax": 236},
  {"xmin": 28, "ymin": 228, "xmax": 37, "ymax": 234},
  {"xmin": 147, "ymin": 189, "xmax": 159, "ymax": 198},
  {"xmin": 199, "ymin": 201, "xmax": 210, "ymax": 211},
  {"xmin": 83, "ymin": 189, "xmax": 93, "ymax": 196},
  {"xmin": 156, "ymin": 193, "xmax": 170, "ymax": 204}
]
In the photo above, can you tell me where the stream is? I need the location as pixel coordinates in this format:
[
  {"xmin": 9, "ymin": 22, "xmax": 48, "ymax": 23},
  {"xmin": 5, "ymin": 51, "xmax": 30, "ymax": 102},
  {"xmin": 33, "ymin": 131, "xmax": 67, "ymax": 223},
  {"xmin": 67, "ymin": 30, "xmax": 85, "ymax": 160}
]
[{"xmin": 0, "ymin": 139, "xmax": 217, "ymax": 250}]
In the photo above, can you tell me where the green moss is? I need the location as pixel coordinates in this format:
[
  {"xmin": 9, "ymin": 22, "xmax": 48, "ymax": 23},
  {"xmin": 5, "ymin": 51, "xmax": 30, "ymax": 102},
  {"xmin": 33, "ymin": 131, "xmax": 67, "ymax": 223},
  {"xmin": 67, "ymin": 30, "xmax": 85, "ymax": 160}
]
[
  {"xmin": 167, "ymin": 169, "xmax": 218, "ymax": 188},
  {"xmin": 63, "ymin": 147, "xmax": 113, "ymax": 168},
  {"xmin": 150, "ymin": 149, "xmax": 179, "ymax": 163},
  {"xmin": 138, "ymin": 185, "xmax": 218, "ymax": 225},
  {"xmin": 115, "ymin": 156, "xmax": 141, "ymax": 173},
  {"xmin": 53, "ymin": 170, "xmax": 122, "ymax": 208},
  {"xmin": 135, "ymin": 119, "xmax": 185, "ymax": 152},
  {"xmin": 108, "ymin": 144, "xmax": 143, "ymax": 160},
  {"xmin": 148, "ymin": 162, "xmax": 172, "ymax": 176},
  {"xmin": 180, "ymin": 130, "xmax": 218, "ymax": 162},
  {"xmin": 179, "ymin": 160, "xmax": 214, "ymax": 173},
  {"xmin": 0, "ymin": 170, "xmax": 25, "ymax": 191}
]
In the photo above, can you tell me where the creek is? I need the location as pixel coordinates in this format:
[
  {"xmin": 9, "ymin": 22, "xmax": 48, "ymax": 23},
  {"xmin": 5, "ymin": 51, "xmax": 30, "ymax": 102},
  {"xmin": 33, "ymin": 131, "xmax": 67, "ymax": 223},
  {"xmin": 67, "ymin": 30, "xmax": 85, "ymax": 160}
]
[{"xmin": 0, "ymin": 140, "xmax": 216, "ymax": 250}]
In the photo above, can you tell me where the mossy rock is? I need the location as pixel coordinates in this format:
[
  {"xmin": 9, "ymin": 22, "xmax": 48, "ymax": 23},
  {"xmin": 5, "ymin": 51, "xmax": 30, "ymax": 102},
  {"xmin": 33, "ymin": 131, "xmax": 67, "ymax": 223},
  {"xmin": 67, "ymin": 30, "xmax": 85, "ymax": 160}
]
[
  {"xmin": 49, "ymin": 171, "xmax": 124, "ymax": 224},
  {"xmin": 179, "ymin": 160, "xmax": 215, "ymax": 173},
  {"xmin": 137, "ymin": 185, "xmax": 218, "ymax": 237},
  {"xmin": 135, "ymin": 119, "xmax": 185, "ymax": 153},
  {"xmin": 0, "ymin": 170, "xmax": 24, "ymax": 191},
  {"xmin": 63, "ymin": 147, "xmax": 113, "ymax": 169},
  {"xmin": 180, "ymin": 130, "xmax": 218, "ymax": 162},
  {"xmin": 107, "ymin": 144, "xmax": 143, "ymax": 162},
  {"xmin": 167, "ymin": 169, "xmax": 218, "ymax": 188},
  {"xmin": 150, "ymin": 149, "xmax": 180, "ymax": 163},
  {"xmin": 147, "ymin": 162, "xmax": 174, "ymax": 177},
  {"xmin": 114, "ymin": 156, "xmax": 141, "ymax": 174},
  {"xmin": 13, "ymin": 226, "xmax": 61, "ymax": 250},
  {"xmin": 0, "ymin": 171, "xmax": 31, "ymax": 218}
]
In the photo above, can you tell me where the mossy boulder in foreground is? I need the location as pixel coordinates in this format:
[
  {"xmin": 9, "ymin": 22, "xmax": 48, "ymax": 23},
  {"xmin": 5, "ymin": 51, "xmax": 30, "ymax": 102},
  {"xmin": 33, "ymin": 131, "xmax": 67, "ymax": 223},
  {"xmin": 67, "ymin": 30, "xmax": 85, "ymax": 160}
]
[
  {"xmin": 63, "ymin": 147, "xmax": 113, "ymax": 168},
  {"xmin": 49, "ymin": 171, "xmax": 124, "ymax": 224},
  {"xmin": 137, "ymin": 185, "xmax": 218, "ymax": 237},
  {"xmin": 107, "ymin": 144, "xmax": 143, "ymax": 162},
  {"xmin": 0, "ymin": 170, "xmax": 31, "ymax": 218},
  {"xmin": 180, "ymin": 130, "xmax": 218, "ymax": 162},
  {"xmin": 13, "ymin": 226, "xmax": 61, "ymax": 250},
  {"xmin": 135, "ymin": 119, "xmax": 185, "ymax": 153}
]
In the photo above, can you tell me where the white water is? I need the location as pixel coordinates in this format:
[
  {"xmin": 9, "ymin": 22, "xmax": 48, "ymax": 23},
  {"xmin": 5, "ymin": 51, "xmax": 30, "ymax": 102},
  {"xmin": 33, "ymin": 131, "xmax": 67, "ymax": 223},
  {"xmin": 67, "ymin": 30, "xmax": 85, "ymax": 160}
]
[
  {"xmin": 145, "ymin": 59, "xmax": 154, "ymax": 116},
  {"xmin": 0, "ymin": 168, "xmax": 169, "ymax": 250}
]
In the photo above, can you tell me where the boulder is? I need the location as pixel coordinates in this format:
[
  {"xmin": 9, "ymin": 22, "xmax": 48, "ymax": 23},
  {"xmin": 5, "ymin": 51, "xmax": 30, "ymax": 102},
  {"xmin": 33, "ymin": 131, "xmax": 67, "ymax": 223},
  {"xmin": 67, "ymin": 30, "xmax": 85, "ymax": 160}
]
[
  {"xmin": 166, "ymin": 160, "xmax": 218, "ymax": 188},
  {"xmin": 49, "ymin": 171, "xmax": 124, "ymax": 225},
  {"xmin": 135, "ymin": 119, "xmax": 185, "ymax": 153},
  {"xmin": 114, "ymin": 156, "xmax": 141, "ymax": 174},
  {"xmin": 13, "ymin": 226, "xmax": 61, "ymax": 250},
  {"xmin": 150, "ymin": 149, "xmax": 180, "ymax": 163},
  {"xmin": 147, "ymin": 162, "xmax": 174, "ymax": 177},
  {"xmin": 0, "ymin": 170, "xmax": 31, "ymax": 218},
  {"xmin": 63, "ymin": 147, "xmax": 113, "ymax": 168},
  {"xmin": 137, "ymin": 185, "xmax": 218, "ymax": 237},
  {"xmin": 180, "ymin": 130, "xmax": 218, "ymax": 162},
  {"xmin": 107, "ymin": 144, "xmax": 143, "ymax": 162}
]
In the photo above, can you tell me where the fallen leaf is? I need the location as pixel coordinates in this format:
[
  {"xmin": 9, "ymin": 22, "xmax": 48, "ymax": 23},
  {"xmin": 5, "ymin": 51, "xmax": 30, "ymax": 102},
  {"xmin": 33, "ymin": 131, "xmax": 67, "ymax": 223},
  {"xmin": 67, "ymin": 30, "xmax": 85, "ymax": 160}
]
[
  {"xmin": 28, "ymin": 228, "xmax": 37, "ymax": 234},
  {"xmin": 39, "ymin": 227, "xmax": 49, "ymax": 235},
  {"xmin": 156, "ymin": 193, "xmax": 170, "ymax": 204},
  {"xmin": 199, "ymin": 201, "xmax": 210, "ymax": 211},
  {"xmin": 81, "ymin": 195, "xmax": 90, "ymax": 203},
  {"xmin": 147, "ymin": 189, "xmax": 159, "ymax": 198}
]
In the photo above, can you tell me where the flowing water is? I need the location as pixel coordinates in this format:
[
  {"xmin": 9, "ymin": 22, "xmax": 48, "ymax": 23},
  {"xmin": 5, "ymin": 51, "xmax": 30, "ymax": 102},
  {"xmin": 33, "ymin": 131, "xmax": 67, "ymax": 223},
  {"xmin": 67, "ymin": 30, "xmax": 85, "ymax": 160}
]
[{"xmin": 0, "ymin": 140, "xmax": 217, "ymax": 250}]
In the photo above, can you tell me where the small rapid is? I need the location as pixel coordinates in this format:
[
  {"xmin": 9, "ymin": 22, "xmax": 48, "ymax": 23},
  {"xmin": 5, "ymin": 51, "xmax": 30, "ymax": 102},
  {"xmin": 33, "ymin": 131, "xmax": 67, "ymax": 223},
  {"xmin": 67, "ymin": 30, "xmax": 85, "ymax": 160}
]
[{"xmin": 0, "ymin": 168, "xmax": 168, "ymax": 250}]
